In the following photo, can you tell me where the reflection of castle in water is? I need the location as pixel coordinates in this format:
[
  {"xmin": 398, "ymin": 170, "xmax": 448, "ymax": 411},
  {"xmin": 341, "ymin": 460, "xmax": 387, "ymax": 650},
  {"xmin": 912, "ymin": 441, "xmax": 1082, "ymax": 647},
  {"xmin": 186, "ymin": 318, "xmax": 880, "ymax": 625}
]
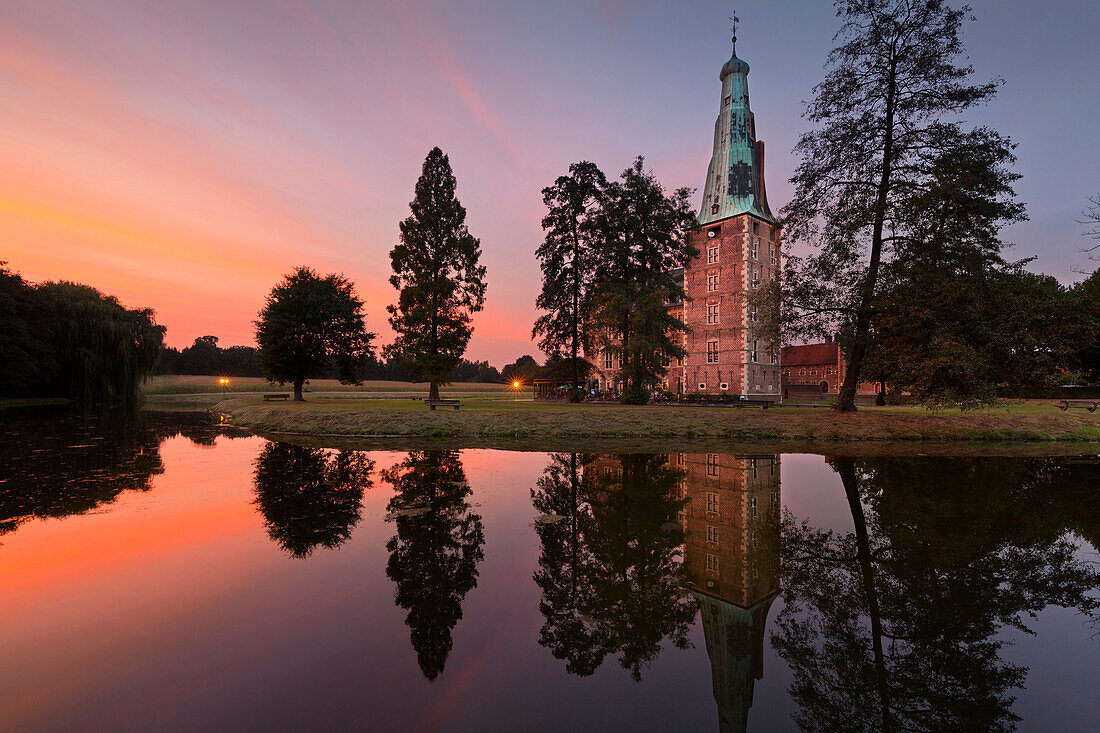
[{"xmin": 674, "ymin": 453, "xmax": 780, "ymax": 733}]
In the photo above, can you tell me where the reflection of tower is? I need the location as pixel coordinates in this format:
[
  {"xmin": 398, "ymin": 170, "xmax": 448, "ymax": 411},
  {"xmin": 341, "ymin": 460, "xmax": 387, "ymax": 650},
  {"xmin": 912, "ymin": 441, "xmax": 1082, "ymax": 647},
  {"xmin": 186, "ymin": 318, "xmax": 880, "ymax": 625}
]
[{"xmin": 673, "ymin": 452, "xmax": 781, "ymax": 733}]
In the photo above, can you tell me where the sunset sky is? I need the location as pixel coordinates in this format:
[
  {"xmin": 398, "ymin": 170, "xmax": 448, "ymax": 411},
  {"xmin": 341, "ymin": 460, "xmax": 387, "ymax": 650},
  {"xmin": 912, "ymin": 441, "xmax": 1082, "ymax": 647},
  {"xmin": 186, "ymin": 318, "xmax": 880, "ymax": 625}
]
[{"xmin": 2, "ymin": 0, "xmax": 1097, "ymax": 366}]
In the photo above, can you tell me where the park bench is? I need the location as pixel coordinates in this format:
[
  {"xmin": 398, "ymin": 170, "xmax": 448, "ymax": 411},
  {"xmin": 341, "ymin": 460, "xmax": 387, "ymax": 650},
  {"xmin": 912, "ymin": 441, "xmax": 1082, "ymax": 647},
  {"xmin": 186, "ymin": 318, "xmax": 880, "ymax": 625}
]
[
  {"xmin": 1058, "ymin": 400, "xmax": 1098, "ymax": 413},
  {"xmin": 425, "ymin": 399, "xmax": 461, "ymax": 411},
  {"xmin": 736, "ymin": 399, "xmax": 774, "ymax": 409},
  {"xmin": 263, "ymin": 393, "xmax": 290, "ymax": 401}
]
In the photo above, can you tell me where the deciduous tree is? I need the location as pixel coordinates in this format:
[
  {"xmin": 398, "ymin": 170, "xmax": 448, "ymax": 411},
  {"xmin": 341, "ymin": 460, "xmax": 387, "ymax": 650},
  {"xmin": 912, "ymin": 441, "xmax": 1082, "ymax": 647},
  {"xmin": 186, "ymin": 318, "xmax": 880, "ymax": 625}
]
[
  {"xmin": 255, "ymin": 266, "xmax": 374, "ymax": 401},
  {"xmin": 780, "ymin": 0, "xmax": 1002, "ymax": 411},
  {"xmin": 387, "ymin": 148, "xmax": 487, "ymax": 402}
]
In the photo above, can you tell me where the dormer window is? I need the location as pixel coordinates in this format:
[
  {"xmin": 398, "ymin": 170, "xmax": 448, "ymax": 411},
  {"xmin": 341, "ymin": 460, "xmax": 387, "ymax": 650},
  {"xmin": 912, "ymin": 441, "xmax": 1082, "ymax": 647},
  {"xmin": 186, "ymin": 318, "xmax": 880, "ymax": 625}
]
[{"xmin": 724, "ymin": 95, "xmax": 731, "ymax": 106}]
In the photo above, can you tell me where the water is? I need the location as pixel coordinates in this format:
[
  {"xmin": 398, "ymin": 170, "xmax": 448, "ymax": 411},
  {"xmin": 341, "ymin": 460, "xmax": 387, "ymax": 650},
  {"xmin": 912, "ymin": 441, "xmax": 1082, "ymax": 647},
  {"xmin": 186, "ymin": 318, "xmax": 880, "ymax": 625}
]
[{"xmin": 0, "ymin": 411, "xmax": 1097, "ymax": 732}]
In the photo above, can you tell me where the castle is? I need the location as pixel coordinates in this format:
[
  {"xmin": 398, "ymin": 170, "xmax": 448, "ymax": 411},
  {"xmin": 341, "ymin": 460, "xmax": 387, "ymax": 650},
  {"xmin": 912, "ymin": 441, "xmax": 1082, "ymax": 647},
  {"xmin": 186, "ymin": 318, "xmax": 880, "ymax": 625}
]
[{"xmin": 592, "ymin": 30, "xmax": 782, "ymax": 400}]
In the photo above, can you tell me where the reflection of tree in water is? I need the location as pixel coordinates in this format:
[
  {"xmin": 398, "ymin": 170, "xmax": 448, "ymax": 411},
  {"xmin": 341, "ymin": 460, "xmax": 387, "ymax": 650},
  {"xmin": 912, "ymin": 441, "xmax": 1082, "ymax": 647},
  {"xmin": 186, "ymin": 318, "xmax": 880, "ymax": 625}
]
[
  {"xmin": 383, "ymin": 451, "xmax": 484, "ymax": 681},
  {"xmin": 774, "ymin": 456, "xmax": 1100, "ymax": 732},
  {"xmin": 0, "ymin": 411, "xmax": 163, "ymax": 535},
  {"xmin": 532, "ymin": 453, "xmax": 697, "ymax": 681},
  {"xmin": 0, "ymin": 409, "xmax": 243, "ymax": 537},
  {"xmin": 252, "ymin": 442, "xmax": 373, "ymax": 558}
]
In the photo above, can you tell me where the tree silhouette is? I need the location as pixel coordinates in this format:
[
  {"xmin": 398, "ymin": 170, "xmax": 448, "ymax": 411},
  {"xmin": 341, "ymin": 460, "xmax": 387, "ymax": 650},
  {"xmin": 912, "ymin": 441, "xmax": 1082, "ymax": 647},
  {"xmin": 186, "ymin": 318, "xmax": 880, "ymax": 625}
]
[
  {"xmin": 532, "ymin": 453, "xmax": 697, "ymax": 680},
  {"xmin": 383, "ymin": 451, "xmax": 484, "ymax": 680},
  {"xmin": 773, "ymin": 455, "xmax": 1100, "ymax": 731},
  {"xmin": 252, "ymin": 442, "xmax": 373, "ymax": 558},
  {"xmin": 386, "ymin": 148, "xmax": 487, "ymax": 402}
]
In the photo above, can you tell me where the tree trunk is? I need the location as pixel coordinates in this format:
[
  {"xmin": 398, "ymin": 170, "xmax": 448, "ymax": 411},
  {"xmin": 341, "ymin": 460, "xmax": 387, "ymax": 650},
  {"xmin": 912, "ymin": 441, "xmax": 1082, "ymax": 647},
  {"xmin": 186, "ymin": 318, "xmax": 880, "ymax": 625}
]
[
  {"xmin": 835, "ymin": 457, "xmax": 894, "ymax": 731},
  {"xmin": 836, "ymin": 55, "xmax": 898, "ymax": 413},
  {"xmin": 293, "ymin": 379, "xmax": 305, "ymax": 401},
  {"xmin": 429, "ymin": 382, "xmax": 440, "ymax": 401}
]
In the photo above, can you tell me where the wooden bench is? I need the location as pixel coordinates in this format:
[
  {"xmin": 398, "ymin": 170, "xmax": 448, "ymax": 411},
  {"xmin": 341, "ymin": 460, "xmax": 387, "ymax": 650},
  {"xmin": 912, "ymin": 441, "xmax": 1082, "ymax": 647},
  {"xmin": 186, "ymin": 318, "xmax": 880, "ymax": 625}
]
[
  {"xmin": 737, "ymin": 399, "xmax": 773, "ymax": 409},
  {"xmin": 425, "ymin": 399, "xmax": 461, "ymax": 411},
  {"xmin": 263, "ymin": 393, "xmax": 290, "ymax": 401},
  {"xmin": 1059, "ymin": 400, "xmax": 1098, "ymax": 413}
]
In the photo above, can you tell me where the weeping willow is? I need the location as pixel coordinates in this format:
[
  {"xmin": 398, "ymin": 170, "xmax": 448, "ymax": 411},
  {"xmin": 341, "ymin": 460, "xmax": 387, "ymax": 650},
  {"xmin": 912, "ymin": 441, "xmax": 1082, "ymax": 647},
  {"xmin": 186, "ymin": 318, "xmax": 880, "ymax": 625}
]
[{"xmin": 0, "ymin": 266, "xmax": 165, "ymax": 404}]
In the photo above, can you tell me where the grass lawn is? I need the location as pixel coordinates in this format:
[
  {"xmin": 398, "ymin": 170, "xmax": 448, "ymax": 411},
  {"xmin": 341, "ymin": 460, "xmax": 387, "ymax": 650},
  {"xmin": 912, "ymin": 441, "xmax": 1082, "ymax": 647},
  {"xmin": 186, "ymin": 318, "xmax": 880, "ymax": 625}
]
[
  {"xmin": 143, "ymin": 375, "xmax": 512, "ymax": 396},
  {"xmin": 214, "ymin": 395, "xmax": 1100, "ymax": 445}
]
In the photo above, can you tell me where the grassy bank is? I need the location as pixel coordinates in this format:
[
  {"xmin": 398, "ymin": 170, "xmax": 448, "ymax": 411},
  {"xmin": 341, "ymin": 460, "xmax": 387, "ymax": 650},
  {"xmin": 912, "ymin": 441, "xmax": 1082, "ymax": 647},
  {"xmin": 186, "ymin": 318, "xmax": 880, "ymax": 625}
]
[
  {"xmin": 215, "ymin": 396, "xmax": 1100, "ymax": 445},
  {"xmin": 143, "ymin": 375, "xmax": 511, "ymax": 396}
]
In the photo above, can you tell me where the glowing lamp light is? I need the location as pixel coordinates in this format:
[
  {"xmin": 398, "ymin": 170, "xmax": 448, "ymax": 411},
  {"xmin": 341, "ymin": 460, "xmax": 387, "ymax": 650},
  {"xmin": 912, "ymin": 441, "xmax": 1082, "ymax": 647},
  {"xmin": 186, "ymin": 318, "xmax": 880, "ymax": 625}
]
[{"xmin": 513, "ymin": 381, "xmax": 520, "ymax": 388}]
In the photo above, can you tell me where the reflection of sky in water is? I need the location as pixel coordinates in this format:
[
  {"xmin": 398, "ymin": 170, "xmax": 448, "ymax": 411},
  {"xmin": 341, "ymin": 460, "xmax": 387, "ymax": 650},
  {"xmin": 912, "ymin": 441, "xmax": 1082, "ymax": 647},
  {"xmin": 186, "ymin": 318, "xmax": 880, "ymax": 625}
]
[{"xmin": 0, "ymin": 418, "xmax": 1096, "ymax": 732}]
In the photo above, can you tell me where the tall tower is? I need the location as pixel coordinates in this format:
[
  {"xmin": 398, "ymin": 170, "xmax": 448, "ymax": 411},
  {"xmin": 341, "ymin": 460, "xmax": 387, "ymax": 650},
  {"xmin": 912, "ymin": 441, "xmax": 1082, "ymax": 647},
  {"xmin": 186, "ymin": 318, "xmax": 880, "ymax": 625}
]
[{"xmin": 670, "ymin": 25, "xmax": 782, "ymax": 399}]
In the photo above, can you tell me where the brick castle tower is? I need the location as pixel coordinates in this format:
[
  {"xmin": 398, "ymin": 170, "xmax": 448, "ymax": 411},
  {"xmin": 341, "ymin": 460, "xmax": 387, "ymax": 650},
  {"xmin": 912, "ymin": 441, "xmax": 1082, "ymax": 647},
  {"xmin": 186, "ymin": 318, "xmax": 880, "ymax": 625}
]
[{"xmin": 666, "ymin": 26, "xmax": 782, "ymax": 399}]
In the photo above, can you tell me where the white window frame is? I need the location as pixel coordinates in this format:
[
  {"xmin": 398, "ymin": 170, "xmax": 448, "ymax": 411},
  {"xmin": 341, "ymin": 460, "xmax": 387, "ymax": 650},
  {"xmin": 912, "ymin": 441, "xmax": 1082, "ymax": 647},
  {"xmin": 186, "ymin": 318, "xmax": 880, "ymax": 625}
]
[
  {"xmin": 707, "ymin": 246, "xmax": 719, "ymax": 264},
  {"xmin": 707, "ymin": 340, "xmax": 719, "ymax": 364},
  {"xmin": 706, "ymin": 491, "xmax": 719, "ymax": 512}
]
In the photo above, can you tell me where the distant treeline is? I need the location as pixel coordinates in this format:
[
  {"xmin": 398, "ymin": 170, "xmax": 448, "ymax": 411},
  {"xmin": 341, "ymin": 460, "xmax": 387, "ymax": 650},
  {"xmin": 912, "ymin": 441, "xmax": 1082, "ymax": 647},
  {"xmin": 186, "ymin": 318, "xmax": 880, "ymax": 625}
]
[
  {"xmin": 1, "ymin": 264, "xmax": 164, "ymax": 403},
  {"xmin": 156, "ymin": 335, "xmax": 503, "ymax": 383}
]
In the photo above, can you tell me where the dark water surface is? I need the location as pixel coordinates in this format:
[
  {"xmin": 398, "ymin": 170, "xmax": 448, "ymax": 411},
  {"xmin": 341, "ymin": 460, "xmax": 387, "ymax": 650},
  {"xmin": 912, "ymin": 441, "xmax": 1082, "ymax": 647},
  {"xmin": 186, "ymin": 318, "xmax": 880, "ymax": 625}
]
[{"xmin": 1, "ymin": 412, "xmax": 1097, "ymax": 732}]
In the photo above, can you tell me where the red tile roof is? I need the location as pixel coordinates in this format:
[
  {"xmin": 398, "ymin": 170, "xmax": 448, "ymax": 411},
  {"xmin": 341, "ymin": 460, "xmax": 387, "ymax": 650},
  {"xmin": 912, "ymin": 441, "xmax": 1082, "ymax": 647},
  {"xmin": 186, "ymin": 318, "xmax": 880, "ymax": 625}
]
[{"xmin": 781, "ymin": 342, "xmax": 839, "ymax": 367}]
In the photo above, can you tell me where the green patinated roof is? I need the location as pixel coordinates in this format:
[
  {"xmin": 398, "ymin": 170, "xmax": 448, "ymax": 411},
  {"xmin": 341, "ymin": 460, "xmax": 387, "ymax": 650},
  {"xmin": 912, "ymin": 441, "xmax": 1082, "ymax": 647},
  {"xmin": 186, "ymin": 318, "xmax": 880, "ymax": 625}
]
[{"xmin": 698, "ymin": 40, "xmax": 776, "ymax": 227}]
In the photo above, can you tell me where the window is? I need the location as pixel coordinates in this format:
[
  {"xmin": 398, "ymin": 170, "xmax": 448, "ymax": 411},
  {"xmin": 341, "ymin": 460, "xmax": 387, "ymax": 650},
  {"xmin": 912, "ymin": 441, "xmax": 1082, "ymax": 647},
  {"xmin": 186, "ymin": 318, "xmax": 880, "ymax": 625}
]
[
  {"xmin": 707, "ymin": 340, "xmax": 719, "ymax": 363},
  {"xmin": 706, "ymin": 525, "xmax": 719, "ymax": 544},
  {"xmin": 677, "ymin": 355, "xmax": 683, "ymax": 366},
  {"xmin": 751, "ymin": 269, "xmax": 759, "ymax": 289},
  {"xmin": 707, "ymin": 303, "xmax": 719, "ymax": 324},
  {"xmin": 706, "ymin": 553, "xmax": 719, "ymax": 573},
  {"xmin": 751, "ymin": 496, "xmax": 758, "ymax": 517},
  {"xmin": 770, "ymin": 244, "xmax": 777, "ymax": 266},
  {"xmin": 711, "ymin": 203, "xmax": 719, "ymax": 215},
  {"xmin": 698, "ymin": 382, "xmax": 706, "ymax": 390},
  {"xmin": 751, "ymin": 340, "xmax": 758, "ymax": 363},
  {"xmin": 707, "ymin": 246, "xmax": 719, "ymax": 264},
  {"xmin": 749, "ymin": 304, "xmax": 757, "ymax": 322},
  {"xmin": 749, "ymin": 236, "xmax": 758, "ymax": 259},
  {"xmin": 677, "ymin": 453, "xmax": 684, "ymax": 466},
  {"xmin": 720, "ymin": 382, "xmax": 729, "ymax": 391},
  {"xmin": 723, "ymin": 95, "xmax": 731, "ymax": 106},
  {"xmin": 707, "ymin": 454, "xmax": 719, "ymax": 476},
  {"xmin": 603, "ymin": 352, "xmax": 613, "ymax": 370},
  {"xmin": 706, "ymin": 492, "xmax": 719, "ymax": 512},
  {"xmin": 752, "ymin": 220, "xmax": 760, "ymax": 235},
  {"xmin": 707, "ymin": 272, "xmax": 720, "ymax": 292}
]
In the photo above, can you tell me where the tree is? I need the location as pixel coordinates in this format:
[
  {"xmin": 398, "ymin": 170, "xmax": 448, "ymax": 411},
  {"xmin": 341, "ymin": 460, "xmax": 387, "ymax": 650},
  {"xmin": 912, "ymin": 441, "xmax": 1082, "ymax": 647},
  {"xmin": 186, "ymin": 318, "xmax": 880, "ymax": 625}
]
[
  {"xmin": 500, "ymin": 354, "xmax": 542, "ymax": 385},
  {"xmin": 533, "ymin": 162, "xmax": 607, "ymax": 401},
  {"xmin": 589, "ymin": 158, "xmax": 696, "ymax": 404},
  {"xmin": 387, "ymin": 147, "xmax": 487, "ymax": 402},
  {"xmin": 853, "ymin": 129, "xmax": 1030, "ymax": 405},
  {"xmin": 255, "ymin": 266, "xmax": 374, "ymax": 401},
  {"xmin": 0, "ymin": 264, "xmax": 44, "ymax": 395},
  {"xmin": 383, "ymin": 451, "xmax": 484, "ymax": 680},
  {"xmin": 1079, "ymin": 193, "xmax": 1100, "ymax": 264},
  {"xmin": 780, "ymin": 0, "xmax": 1002, "ymax": 411},
  {"xmin": 252, "ymin": 443, "xmax": 374, "ymax": 558},
  {"xmin": 773, "ymin": 455, "xmax": 1100, "ymax": 730},
  {"xmin": 30, "ymin": 280, "xmax": 165, "ymax": 405}
]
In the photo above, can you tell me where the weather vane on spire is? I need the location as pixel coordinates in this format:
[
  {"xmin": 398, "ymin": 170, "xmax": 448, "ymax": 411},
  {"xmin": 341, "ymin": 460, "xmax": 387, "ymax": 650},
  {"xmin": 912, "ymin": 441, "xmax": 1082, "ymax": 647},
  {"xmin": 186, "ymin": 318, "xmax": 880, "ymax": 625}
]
[{"xmin": 730, "ymin": 9, "xmax": 740, "ymax": 50}]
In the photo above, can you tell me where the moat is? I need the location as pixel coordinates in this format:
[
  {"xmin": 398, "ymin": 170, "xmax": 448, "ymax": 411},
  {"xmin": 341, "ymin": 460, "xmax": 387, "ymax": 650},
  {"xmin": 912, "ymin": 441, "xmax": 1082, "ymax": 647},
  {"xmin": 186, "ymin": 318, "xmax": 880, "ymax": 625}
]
[{"xmin": 1, "ymin": 411, "xmax": 1097, "ymax": 732}]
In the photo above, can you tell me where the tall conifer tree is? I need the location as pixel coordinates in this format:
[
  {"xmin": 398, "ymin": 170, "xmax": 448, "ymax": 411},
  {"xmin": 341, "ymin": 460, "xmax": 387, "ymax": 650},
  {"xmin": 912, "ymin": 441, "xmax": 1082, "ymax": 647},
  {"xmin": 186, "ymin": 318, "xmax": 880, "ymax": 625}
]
[
  {"xmin": 780, "ymin": 0, "xmax": 1002, "ymax": 411},
  {"xmin": 590, "ymin": 158, "xmax": 696, "ymax": 404},
  {"xmin": 387, "ymin": 148, "xmax": 486, "ymax": 401},
  {"xmin": 533, "ymin": 161, "xmax": 607, "ymax": 401}
]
